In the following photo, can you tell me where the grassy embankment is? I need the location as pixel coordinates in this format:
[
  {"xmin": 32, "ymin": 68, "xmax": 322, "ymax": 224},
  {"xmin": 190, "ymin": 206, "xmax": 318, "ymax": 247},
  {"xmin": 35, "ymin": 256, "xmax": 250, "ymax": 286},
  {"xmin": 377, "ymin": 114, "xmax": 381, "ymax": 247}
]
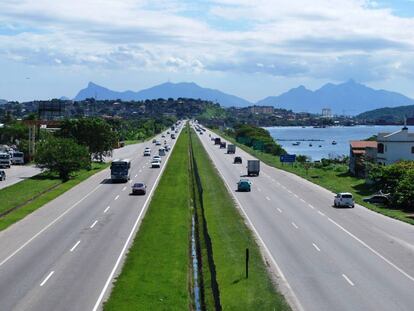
[
  {"xmin": 214, "ymin": 130, "xmax": 414, "ymax": 225},
  {"xmin": 191, "ymin": 130, "xmax": 291, "ymax": 310},
  {"xmin": 0, "ymin": 162, "xmax": 108, "ymax": 231},
  {"xmin": 104, "ymin": 128, "xmax": 190, "ymax": 310}
]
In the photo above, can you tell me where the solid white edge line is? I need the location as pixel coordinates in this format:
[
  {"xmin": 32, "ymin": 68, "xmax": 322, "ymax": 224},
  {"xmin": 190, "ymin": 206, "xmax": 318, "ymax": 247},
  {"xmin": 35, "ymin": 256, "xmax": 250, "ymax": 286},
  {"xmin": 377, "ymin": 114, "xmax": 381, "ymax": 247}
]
[
  {"xmin": 312, "ymin": 243, "xmax": 321, "ymax": 252},
  {"xmin": 328, "ymin": 218, "xmax": 414, "ymax": 282},
  {"xmin": 317, "ymin": 211, "xmax": 325, "ymax": 216},
  {"xmin": 90, "ymin": 220, "xmax": 98, "ymax": 229},
  {"xmin": 342, "ymin": 274, "xmax": 355, "ymax": 286},
  {"xmin": 0, "ymin": 183, "xmax": 103, "ymax": 268},
  {"xmin": 104, "ymin": 206, "xmax": 111, "ymax": 214},
  {"xmin": 199, "ymin": 132, "xmax": 305, "ymax": 311},
  {"xmin": 92, "ymin": 128, "xmax": 181, "ymax": 311},
  {"xmin": 70, "ymin": 240, "xmax": 81, "ymax": 252},
  {"xmin": 40, "ymin": 271, "xmax": 55, "ymax": 287}
]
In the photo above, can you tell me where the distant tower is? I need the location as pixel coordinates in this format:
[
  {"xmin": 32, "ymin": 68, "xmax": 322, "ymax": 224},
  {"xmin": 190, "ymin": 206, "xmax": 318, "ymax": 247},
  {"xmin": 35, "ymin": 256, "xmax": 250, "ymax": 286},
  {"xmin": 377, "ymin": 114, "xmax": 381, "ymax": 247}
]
[{"xmin": 322, "ymin": 108, "xmax": 332, "ymax": 118}]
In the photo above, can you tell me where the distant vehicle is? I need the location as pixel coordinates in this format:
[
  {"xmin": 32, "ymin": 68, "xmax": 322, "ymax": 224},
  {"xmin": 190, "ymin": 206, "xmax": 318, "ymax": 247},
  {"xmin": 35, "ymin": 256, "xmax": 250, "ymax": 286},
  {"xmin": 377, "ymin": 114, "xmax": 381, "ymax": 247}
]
[
  {"xmin": 247, "ymin": 160, "xmax": 260, "ymax": 176},
  {"xmin": 0, "ymin": 153, "xmax": 11, "ymax": 168},
  {"xmin": 292, "ymin": 142, "xmax": 300, "ymax": 146},
  {"xmin": 151, "ymin": 160, "xmax": 161, "ymax": 168},
  {"xmin": 152, "ymin": 139, "xmax": 157, "ymax": 143},
  {"xmin": 334, "ymin": 193, "xmax": 355, "ymax": 208},
  {"xmin": 132, "ymin": 182, "xmax": 147, "ymax": 195},
  {"xmin": 363, "ymin": 194, "xmax": 389, "ymax": 205},
  {"xmin": 167, "ymin": 131, "xmax": 170, "ymax": 134},
  {"xmin": 227, "ymin": 144, "xmax": 236, "ymax": 154},
  {"xmin": 237, "ymin": 179, "xmax": 251, "ymax": 192},
  {"xmin": 220, "ymin": 142, "xmax": 226, "ymax": 149},
  {"xmin": 11, "ymin": 151, "xmax": 24, "ymax": 164},
  {"xmin": 144, "ymin": 150, "xmax": 151, "ymax": 156},
  {"xmin": 164, "ymin": 140, "xmax": 167, "ymax": 145},
  {"xmin": 153, "ymin": 155, "xmax": 161, "ymax": 162},
  {"xmin": 110, "ymin": 159, "xmax": 131, "ymax": 182},
  {"xmin": 175, "ymin": 130, "xmax": 178, "ymax": 133},
  {"xmin": 159, "ymin": 148, "xmax": 166, "ymax": 156},
  {"xmin": 155, "ymin": 140, "xmax": 162, "ymax": 146},
  {"xmin": 0, "ymin": 170, "xmax": 5, "ymax": 181},
  {"xmin": 165, "ymin": 145, "xmax": 171, "ymax": 151},
  {"xmin": 161, "ymin": 134, "xmax": 165, "ymax": 138},
  {"xmin": 171, "ymin": 134, "xmax": 176, "ymax": 139},
  {"xmin": 234, "ymin": 156, "xmax": 242, "ymax": 164},
  {"xmin": 211, "ymin": 137, "xmax": 215, "ymax": 141},
  {"xmin": 199, "ymin": 132, "xmax": 203, "ymax": 135},
  {"xmin": 214, "ymin": 138, "xmax": 221, "ymax": 145}
]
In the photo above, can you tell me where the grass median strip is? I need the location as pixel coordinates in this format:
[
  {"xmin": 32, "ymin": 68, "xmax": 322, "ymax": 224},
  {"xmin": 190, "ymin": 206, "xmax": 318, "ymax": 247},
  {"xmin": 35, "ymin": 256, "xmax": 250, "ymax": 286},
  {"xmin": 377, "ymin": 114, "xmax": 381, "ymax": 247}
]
[
  {"xmin": 0, "ymin": 162, "xmax": 108, "ymax": 231},
  {"xmin": 213, "ymin": 130, "xmax": 414, "ymax": 225},
  {"xmin": 104, "ymin": 129, "xmax": 190, "ymax": 311},
  {"xmin": 190, "ymin": 130, "xmax": 291, "ymax": 310}
]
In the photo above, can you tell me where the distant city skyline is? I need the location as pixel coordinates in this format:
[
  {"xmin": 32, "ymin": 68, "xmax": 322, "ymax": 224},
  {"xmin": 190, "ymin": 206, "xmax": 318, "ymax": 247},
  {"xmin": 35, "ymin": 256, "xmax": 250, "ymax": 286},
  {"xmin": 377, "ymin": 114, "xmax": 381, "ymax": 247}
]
[{"xmin": 1, "ymin": 0, "xmax": 414, "ymax": 101}]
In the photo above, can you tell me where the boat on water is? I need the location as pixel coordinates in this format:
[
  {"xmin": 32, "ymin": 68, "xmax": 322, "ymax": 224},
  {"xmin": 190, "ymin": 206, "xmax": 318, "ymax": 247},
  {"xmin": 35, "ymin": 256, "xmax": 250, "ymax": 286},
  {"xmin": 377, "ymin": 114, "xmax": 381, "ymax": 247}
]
[
  {"xmin": 319, "ymin": 145, "xmax": 322, "ymax": 148},
  {"xmin": 292, "ymin": 142, "xmax": 300, "ymax": 146},
  {"xmin": 309, "ymin": 143, "xmax": 313, "ymax": 147},
  {"xmin": 332, "ymin": 141, "xmax": 337, "ymax": 145}
]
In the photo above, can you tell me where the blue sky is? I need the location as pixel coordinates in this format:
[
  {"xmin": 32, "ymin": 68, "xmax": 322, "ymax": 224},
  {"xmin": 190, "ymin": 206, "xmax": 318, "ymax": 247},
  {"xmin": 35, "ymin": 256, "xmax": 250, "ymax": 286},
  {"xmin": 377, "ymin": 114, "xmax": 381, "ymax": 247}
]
[{"xmin": 1, "ymin": 0, "xmax": 414, "ymax": 102}]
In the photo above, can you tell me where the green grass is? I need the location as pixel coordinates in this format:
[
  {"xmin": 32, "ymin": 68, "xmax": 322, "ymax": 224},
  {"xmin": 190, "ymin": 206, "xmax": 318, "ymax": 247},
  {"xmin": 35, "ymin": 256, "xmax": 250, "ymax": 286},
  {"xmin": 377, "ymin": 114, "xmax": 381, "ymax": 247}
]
[
  {"xmin": 0, "ymin": 162, "xmax": 108, "ymax": 231},
  {"xmin": 191, "ymin": 130, "xmax": 291, "ymax": 310},
  {"xmin": 123, "ymin": 140, "xmax": 140, "ymax": 145},
  {"xmin": 104, "ymin": 129, "xmax": 191, "ymax": 311},
  {"xmin": 214, "ymin": 130, "xmax": 414, "ymax": 225}
]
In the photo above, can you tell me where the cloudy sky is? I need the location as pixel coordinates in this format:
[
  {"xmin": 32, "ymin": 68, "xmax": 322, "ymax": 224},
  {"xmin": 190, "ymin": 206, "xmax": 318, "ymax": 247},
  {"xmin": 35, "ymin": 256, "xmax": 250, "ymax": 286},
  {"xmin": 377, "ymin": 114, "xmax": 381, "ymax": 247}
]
[{"xmin": 1, "ymin": 0, "xmax": 414, "ymax": 101}]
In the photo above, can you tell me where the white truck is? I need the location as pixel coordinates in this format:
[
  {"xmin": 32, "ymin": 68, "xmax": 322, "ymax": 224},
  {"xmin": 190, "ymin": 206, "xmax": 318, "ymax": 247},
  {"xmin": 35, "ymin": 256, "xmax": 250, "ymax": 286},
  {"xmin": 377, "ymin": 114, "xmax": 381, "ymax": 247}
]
[
  {"xmin": 247, "ymin": 160, "xmax": 260, "ymax": 176},
  {"xmin": 11, "ymin": 151, "xmax": 24, "ymax": 164}
]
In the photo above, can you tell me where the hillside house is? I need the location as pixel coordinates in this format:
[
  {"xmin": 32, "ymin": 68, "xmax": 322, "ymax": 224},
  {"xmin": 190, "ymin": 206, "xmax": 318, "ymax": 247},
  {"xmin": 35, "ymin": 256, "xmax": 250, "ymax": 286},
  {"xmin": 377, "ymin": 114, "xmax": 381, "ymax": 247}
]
[{"xmin": 349, "ymin": 141, "xmax": 377, "ymax": 177}]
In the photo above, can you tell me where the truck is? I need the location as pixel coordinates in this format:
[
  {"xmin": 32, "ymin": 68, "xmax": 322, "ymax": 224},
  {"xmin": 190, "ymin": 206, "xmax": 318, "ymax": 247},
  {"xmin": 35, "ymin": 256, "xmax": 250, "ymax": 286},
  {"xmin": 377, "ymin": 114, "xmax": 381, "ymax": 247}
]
[
  {"xmin": 227, "ymin": 144, "xmax": 236, "ymax": 154},
  {"xmin": 11, "ymin": 151, "xmax": 24, "ymax": 164},
  {"xmin": 247, "ymin": 160, "xmax": 260, "ymax": 176},
  {"xmin": 214, "ymin": 137, "xmax": 221, "ymax": 145},
  {"xmin": 110, "ymin": 159, "xmax": 131, "ymax": 182},
  {"xmin": 0, "ymin": 153, "xmax": 11, "ymax": 168}
]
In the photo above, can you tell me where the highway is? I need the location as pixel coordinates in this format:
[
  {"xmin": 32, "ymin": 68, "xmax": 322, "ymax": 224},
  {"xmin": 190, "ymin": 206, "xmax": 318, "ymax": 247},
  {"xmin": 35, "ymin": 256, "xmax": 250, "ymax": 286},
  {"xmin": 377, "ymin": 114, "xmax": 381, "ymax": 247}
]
[
  {"xmin": 197, "ymin": 126, "xmax": 414, "ymax": 311},
  {"xmin": 0, "ymin": 164, "xmax": 41, "ymax": 190},
  {"xmin": 0, "ymin": 127, "xmax": 181, "ymax": 311}
]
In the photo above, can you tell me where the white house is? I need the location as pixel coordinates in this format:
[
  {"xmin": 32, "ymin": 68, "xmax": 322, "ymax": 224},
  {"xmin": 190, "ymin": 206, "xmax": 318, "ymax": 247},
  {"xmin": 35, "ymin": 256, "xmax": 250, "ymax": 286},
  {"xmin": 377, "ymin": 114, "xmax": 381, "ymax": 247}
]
[{"xmin": 377, "ymin": 126, "xmax": 414, "ymax": 165}]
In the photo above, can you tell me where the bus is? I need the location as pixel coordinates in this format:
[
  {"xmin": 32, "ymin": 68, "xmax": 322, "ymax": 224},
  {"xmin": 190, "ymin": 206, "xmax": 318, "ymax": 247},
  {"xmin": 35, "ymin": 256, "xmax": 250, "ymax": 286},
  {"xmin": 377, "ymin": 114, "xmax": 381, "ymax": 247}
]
[
  {"xmin": 110, "ymin": 159, "xmax": 131, "ymax": 182},
  {"xmin": 11, "ymin": 151, "xmax": 24, "ymax": 164}
]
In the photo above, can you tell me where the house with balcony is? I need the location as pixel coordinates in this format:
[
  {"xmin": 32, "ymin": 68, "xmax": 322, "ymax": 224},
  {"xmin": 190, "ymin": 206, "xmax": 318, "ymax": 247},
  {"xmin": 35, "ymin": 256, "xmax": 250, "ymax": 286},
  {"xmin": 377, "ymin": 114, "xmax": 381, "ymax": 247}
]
[{"xmin": 377, "ymin": 126, "xmax": 414, "ymax": 165}]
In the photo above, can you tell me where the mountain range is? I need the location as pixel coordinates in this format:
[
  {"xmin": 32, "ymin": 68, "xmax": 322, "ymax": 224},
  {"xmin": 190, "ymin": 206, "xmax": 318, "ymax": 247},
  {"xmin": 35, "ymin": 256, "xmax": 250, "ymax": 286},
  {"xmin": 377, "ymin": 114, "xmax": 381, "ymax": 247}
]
[
  {"xmin": 74, "ymin": 82, "xmax": 251, "ymax": 107},
  {"xmin": 70, "ymin": 80, "xmax": 414, "ymax": 115}
]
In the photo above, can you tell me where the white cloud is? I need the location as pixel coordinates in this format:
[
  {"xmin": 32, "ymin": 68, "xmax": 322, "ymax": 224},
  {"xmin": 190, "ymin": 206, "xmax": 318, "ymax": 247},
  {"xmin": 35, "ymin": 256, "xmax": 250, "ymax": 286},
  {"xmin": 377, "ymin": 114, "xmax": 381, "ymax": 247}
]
[{"xmin": 0, "ymin": 0, "xmax": 414, "ymax": 82}]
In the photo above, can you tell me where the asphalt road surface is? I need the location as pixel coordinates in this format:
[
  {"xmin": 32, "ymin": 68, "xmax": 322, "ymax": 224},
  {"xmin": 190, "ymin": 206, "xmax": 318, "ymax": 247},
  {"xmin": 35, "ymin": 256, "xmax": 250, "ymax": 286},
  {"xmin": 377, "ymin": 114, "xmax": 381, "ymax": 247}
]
[
  {"xmin": 196, "ymin": 125, "xmax": 414, "ymax": 311},
  {"xmin": 0, "ymin": 127, "xmax": 181, "ymax": 311},
  {"xmin": 0, "ymin": 164, "xmax": 41, "ymax": 190}
]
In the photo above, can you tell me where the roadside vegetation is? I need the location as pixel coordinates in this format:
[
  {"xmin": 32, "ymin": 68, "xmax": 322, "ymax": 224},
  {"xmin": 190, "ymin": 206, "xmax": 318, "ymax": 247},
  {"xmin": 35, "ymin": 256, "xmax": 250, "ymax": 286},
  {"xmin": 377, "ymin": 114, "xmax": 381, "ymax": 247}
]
[
  {"xmin": 190, "ymin": 129, "xmax": 291, "ymax": 310},
  {"xmin": 104, "ymin": 128, "xmax": 190, "ymax": 311},
  {"xmin": 0, "ymin": 162, "xmax": 108, "ymax": 231},
  {"xmin": 214, "ymin": 128, "xmax": 414, "ymax": 225}
]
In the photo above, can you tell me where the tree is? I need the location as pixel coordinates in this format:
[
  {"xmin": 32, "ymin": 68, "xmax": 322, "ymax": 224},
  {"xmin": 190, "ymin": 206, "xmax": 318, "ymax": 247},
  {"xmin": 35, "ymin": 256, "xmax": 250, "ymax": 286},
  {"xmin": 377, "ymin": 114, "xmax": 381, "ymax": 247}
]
[
  {"xmin": 59, "ymin": 118, "xmax": 117, "ymax": 161},
  {"xmin": 35, "ymin": 137, "xmax": 90, "ymax": 181}
]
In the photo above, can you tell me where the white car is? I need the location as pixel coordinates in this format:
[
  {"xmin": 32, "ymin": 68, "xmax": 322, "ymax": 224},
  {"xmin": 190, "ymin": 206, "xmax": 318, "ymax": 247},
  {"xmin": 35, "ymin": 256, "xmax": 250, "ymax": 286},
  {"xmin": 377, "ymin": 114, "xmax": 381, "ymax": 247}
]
[
  {"xmin": 153, "ymin": 155, "xmax": 161, "ymax": 162},
  {"xmin": 155, "ymin": 141, "xmax": 161, "ymax": 146},
  {"xmin": 334, "ymin": 192, "xmax": 355, "ymax": 208},
  {"xmin": 151, "ymin": 160, "xmax": 161, "ymax": 168},
  {"xmin": 144, "ymin": 150, "xmax": 151, "ymax": 156}
]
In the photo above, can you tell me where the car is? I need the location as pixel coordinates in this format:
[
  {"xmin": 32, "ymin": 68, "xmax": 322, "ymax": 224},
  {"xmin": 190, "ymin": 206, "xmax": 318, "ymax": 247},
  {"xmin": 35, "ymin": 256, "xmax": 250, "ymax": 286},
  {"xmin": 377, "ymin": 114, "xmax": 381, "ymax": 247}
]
[
  {"xmin": 0, "ymin": 170, "xmax": 5, "ymax": 181},
  {"xmin": 164, "ymin": 140, "xmax": 167, "ymax": 145},
  {"xmin": 234, "ymin": 156, "xmax": 242, "ymax": 164},
  {"xmin": 155, "ymin": 140, "xmax": 162, "ymax": 146},
  {"xmin": 363, "ymin": 194, "xmax": 390, "ymax": 205},
  {"xmin": 144, "ymin": 150, "xmax": 151, "ymax": 156},
  {"xmin": 167, "ymin": 131, "xmax": 170, "ymax": 134},
  {"xmin": 132, "ymin": 182, "xmax": 146, "ymax": 195},
  {"xmin": 153, "ymin": 155, "xmax": 161, "ymax": 162},
  {"xmin": 334, "ymin": 192, "xmax": 355, "ymax": 208},
  {"xmin": 165, "ymin": 145, "xmax": 171, "ymax": 151},
  {"xmin": 151, "ymin": 160, "xmax": 161, "ymax": 168},
  {"xmin": 237, "ymin": 179, "xmax": 251, "ymax": 192},
  {"xmin": 152, "ymin": 139, "xmax": 157, "ymax": 143},
  {"xmin": 161, "ymin": 134, "xmax": 165, "ymax": 138}
]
